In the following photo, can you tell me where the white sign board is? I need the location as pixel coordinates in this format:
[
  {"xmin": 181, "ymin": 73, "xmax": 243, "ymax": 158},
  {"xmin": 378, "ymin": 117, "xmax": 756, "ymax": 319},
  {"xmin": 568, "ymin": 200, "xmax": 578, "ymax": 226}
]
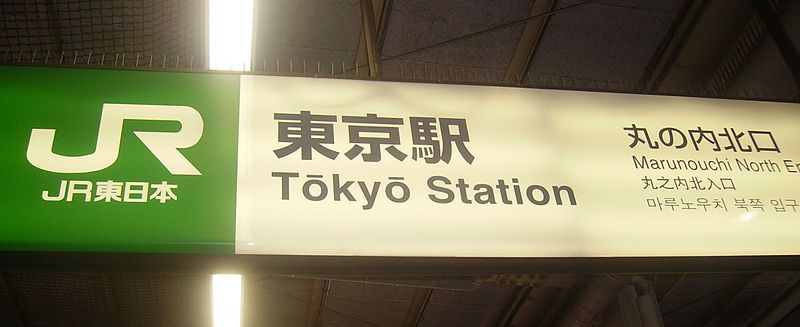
[{"xmin": 235, "ymin": 75, "xmax": 800, "ymax": 257}]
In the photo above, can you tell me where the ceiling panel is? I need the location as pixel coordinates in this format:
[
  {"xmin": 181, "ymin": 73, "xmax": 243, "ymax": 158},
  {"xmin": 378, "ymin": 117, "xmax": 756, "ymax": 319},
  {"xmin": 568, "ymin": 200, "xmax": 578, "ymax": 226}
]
[
  {"xmin": 695, "ymin": 272, "xmax": 797, "ymax": 327},
  {"xmin": 418, "ymin": 283, "xmax": 514, "ymax": 327},
  {"xmin": 322, "ymin": 281, "xmax": 417, "ymax": 327},
  {"xmin": 247, "ymin": 276, "xmax": 316, "ymax": 326},
  {"xmin": 381, "ymin": 0, "xmax": 532, "ymax": 76},
  {"xmin": 253, "ymin": 0, "xmax": 362, "ymax": 70},
  {"xmin": 728, "ymin": 0, "xmax": 800, "ymax": 98},
  {"xmin": 528, "ymin": 0, "xmax": 685, "ymax": 84},
  {"xmin": 6, "ymin": 272, "xmax": 117, "ymax": 327},
  {"xmin": 0, "ymin": 275, "xmax": 24, "ymax": 327},
  {"xmin": 0, "ymin": 0, "xmax": 206, "ymax": 67},
  {"xmin": 659, "ymin": 274, "xmax": 752, "ymax": 327},
  {"xmin": 114, "ymin": 273, "xmax": 210, "ymax": 327}
]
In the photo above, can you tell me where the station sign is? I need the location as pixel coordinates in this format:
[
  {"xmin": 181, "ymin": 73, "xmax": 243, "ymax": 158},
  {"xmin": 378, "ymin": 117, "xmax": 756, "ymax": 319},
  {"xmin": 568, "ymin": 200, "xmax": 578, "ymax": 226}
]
[{"xmin": 2, "ymin": 66, "xmax": 799, "ymax": 257}]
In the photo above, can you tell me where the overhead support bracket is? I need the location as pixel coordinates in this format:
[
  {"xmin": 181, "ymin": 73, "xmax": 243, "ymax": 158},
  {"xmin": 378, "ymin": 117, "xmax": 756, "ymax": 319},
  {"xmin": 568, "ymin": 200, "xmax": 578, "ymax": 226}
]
[
  {"xmin": 495, "ymin": 286, "xmax": 531, "ymax": 327},
  {"xmin": 753, "ymin": 280, "xmax": 800, "ymax": 327},
  {"xmin": 306, "ymin": 279, "xmax": 330, "ymax": 327},
  {"xmin": 638, "ymin": 0, "xmax": 707, "ymax": 92},
  {"xmin": 403, "ymin": 288, "xmax": 432, "ymax": 327},
  {"xmin": 750, "ymin": 0, "xmax": 800, "ymax": 95},
  {"xmin": 359, "ymin": 0, "xmax": 389, "ymax": 78},
  {"xmin": 504, "ymin": 0, "xmax": 557, "ymax": 84}
]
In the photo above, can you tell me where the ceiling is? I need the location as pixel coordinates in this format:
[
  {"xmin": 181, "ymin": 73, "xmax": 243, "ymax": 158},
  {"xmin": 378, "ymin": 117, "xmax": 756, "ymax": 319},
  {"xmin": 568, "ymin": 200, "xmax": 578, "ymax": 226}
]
[
  {"xmin": 2, "ymin": 271, "xmax": 800, "ymax": 326},
  {"xmin": 1, "ymin": 0, "xmax": 798, "ymax": 99},
  {"xmin": 1, "ymin": 0, "xmax": 800, "ymax": 326}
]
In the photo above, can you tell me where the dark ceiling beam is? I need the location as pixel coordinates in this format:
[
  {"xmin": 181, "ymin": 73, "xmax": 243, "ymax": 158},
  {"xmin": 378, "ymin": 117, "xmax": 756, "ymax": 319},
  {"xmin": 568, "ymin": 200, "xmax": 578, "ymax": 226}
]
[
  {"xmin": 654, "ymin": 274, "xmax": 685, "ymax": 303},
  {"xmin": 503, "ymin": 0, "xmax": 557, "ymax": 85},
  {"xmin": 357, "ymin": 0, "xmax": 392, "ymax": 78},
  {"xmin": 698, "ymin": 273, "xmax": 758, "ymax": 326},
  {"xmin": 750, "ymin": 0, "xmax": 800, "ymax": 93},
  {"xmin": 305, "ymin": 279, "xmax": 330, "ymax": 327},
  {"xmin": 8, "ymin": 252, "xmax": 800, "ymax": 275},
  {"xmin": 306, "ymin": 275, "xmax": 480, "ymax": 291},
  {"xmin": 402, "ymin": 288, "xmax": 432, "ymax": 327},
  {"xmin": 705, "ymin": 9, "xmax": 769, "ymax": 95},
  {"xmin": 753, "ymin": 279, "xmax": 800, "ymax": 327},
  {"xmin": 492, "ymin": 275, "xmax": 582, "ymax": 326},
  {"xmin": 638, "ymin": 0, "xmax": 707, "ymax": 92},
  {"xmin": 539, "ymin": 286, "xmax": 578, "ymax": 327},
  {"xmin": 739, "ymin": 273, "xmax": 800, "ymax": 327},
  {"xmin": 494, "ymin": 286, "xmax": 532, "ymax": 327}
]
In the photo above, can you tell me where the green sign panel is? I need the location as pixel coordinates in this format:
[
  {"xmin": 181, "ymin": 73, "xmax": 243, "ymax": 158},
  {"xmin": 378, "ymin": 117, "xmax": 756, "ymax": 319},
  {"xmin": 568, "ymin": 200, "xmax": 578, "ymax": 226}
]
[{"xmin": 0, "ymin": 66, "xmax": 239, "ymax": 253}]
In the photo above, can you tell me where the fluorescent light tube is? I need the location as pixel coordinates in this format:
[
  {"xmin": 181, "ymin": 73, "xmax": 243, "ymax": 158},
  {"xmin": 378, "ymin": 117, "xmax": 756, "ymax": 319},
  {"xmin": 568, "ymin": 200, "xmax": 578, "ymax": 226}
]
[
  {"xmin": 209, "ymin": 0, "xmax": 254, "ymax": 71},
  {"xmin": 212, "ymin": 274, "xmax": 242, "ymax": 327}
]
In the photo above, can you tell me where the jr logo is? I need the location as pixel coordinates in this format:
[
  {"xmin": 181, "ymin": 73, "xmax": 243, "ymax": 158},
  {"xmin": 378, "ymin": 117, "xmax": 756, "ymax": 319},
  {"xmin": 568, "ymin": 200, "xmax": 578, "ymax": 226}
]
[{"xmin": 27, "ymin": 104, "xmax": 204, "ymax": 175}]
